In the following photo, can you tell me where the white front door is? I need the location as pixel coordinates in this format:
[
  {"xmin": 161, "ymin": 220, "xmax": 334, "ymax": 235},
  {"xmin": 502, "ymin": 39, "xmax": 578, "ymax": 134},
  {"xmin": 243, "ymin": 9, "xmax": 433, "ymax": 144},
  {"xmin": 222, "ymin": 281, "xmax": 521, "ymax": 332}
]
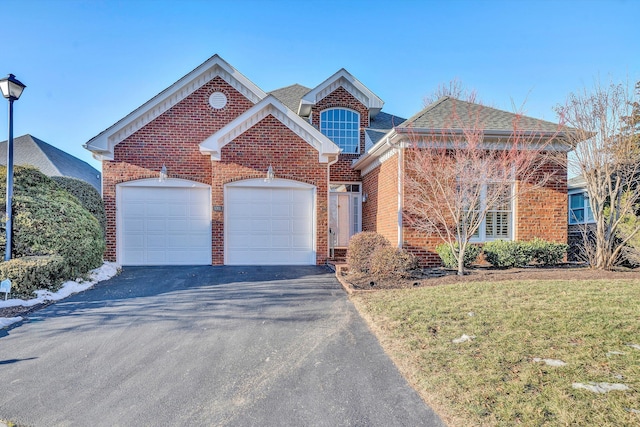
[
  {"xmin": 225, "ymin": 179, "xmax": 316, "ymax": 265},
  {"xmin": 329, "ymin": 184, "xmax": 361, "ymax": 248}
]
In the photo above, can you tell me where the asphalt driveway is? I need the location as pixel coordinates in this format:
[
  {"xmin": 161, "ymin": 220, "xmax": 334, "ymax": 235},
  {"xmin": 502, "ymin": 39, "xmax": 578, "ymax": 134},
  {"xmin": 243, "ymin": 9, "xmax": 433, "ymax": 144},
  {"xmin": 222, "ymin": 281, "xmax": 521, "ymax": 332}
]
[{"xmin": 0, "ymin": 266, "xmax": 443, "ymax": 426}]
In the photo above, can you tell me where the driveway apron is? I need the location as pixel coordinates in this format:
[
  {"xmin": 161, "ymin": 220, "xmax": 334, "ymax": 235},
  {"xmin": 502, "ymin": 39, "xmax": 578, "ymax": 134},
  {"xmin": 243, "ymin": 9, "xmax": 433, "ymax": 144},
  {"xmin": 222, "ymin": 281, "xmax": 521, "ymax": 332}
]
[{"xmin": 0, "ymin": 266, "xmax": 443, "ymax": 426}]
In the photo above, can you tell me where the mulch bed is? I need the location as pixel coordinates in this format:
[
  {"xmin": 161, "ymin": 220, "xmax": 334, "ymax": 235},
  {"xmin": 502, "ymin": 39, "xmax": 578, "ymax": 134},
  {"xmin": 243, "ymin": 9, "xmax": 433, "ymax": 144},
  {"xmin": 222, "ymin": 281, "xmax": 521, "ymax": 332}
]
[
  {"xmin": 342, "ymin": 264, "xmax": 640, "ymax": 290},
  {"xmin": 0, "ymin": 302, "xmax": 52, "ymax": 320}
]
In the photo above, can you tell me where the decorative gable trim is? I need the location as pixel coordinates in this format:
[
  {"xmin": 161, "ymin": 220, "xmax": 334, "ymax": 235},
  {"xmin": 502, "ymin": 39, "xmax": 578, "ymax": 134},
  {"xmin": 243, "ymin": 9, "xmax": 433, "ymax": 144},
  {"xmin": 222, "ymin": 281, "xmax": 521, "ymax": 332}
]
[
  {"xmin": 298, "ymin": 69, "xmax": 384, "ymax": 118},
  {"xmin": 84, "ymin": 54, "xmax": 267, "ymax": 161},
  {"xmin": 200, "ymin": 95, "xmax": 341, "ymax": 164}
]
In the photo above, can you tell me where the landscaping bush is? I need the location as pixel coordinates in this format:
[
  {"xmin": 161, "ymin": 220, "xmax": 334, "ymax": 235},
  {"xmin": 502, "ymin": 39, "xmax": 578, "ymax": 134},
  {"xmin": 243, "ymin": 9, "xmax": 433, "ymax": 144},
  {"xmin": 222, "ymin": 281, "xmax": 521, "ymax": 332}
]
[
  {"xmin": 51, "ymin": 176, "xmax": 106, "ymax": 235},
  {"xmin": 483, "ymin": 240, "xmax": 534, "ymax": 268},
  {"xmin": 436, "ymin": 243, "xmax": 481, "ymax": 269},
  {"xmin": 0, "ymin": 255, "xmax": 65, "ymax": 298},
  {"xmin": 369, "ymin": 246, "xmax": 418, "ymax": 279},
  {"xmin": 527, "ymin": 237, "xmax": 568, "ymax": 265},
  {"xmin": 0, "ymin": 166, "xmax": 105, "ymax": 281},
  {"xmin": 347, "ymin": 232, "xmax": 390, "ymax": 273}
]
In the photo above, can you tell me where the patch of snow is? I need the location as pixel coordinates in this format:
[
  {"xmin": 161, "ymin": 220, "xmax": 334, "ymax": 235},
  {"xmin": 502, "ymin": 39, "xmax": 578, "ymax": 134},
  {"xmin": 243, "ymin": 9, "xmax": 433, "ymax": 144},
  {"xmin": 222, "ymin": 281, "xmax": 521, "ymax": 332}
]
[
  {"xmin": 625, "ymin": 408, "xmax": 640, "ymax": 414},
  {"xmin": 607, "ymin": 351, "xmax": 625, "ymax": 356},
  {"xmin": 0, "ymin": 316, "xmax": 22, "ymax": 328},
  {"xmin": 532, "ymin": 358, "xmax": 567, "ymax": 367},
  {"xmin": 626, "ymin": 344, "xmax": 640, "ymax": 350},
  {"xmin": 0, "ymin": 262, "xmax": 120, "ymax": 313},
  {"xmin": 467, "ymin": 312, "xmax": 475, "ymax": 317},
  {"xmin": 572, "ymin": 382, "xmax": 630, "ymax": 393},
  {"xmin": 452, "ymin": 334, "xmax": 475, "ymax": 344}
]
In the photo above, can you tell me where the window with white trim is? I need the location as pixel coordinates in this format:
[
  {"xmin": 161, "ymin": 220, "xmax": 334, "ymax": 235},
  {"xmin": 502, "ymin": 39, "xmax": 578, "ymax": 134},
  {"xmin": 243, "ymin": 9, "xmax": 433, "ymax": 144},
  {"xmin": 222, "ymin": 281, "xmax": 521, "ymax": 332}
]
[
  {"xmin": 320, "ymin": 108, "xmax": 360, "ymax": 154},
  {"xmin": 569, "ymin": 191, "xmax": 594, "ymax": 224},
  {"xmin": 470, "ymin": 184, "xmax": 513, "ymax": 241}
]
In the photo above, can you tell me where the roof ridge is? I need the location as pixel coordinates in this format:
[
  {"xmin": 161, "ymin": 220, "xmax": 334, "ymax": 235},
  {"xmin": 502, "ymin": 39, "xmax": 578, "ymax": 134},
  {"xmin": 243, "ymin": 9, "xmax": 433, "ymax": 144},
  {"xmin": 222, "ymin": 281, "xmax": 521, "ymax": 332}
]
[
  {"xmin": 398, "ymin": 96, "xmax": 451, "ymax": 127},
  {"xmin": 268, "ymin": 83, "xmax": 311, "ymax": 93}
]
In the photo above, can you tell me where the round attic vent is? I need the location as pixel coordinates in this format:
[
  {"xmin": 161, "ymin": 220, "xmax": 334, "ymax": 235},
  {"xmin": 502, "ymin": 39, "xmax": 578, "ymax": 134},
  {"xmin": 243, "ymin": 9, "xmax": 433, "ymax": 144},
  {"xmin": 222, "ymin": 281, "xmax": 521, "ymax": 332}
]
[{"xmin": 209, "ymin": 92, "xmax": 228, "ymax": 109}]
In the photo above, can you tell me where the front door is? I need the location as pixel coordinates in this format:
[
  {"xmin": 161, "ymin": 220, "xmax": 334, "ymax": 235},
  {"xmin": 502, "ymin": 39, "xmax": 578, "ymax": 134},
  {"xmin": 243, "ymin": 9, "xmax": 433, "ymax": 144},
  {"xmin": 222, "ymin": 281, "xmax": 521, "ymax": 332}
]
[{"xmin": 329, "ymin": 183, "xmax": 361, "ymax": 248}]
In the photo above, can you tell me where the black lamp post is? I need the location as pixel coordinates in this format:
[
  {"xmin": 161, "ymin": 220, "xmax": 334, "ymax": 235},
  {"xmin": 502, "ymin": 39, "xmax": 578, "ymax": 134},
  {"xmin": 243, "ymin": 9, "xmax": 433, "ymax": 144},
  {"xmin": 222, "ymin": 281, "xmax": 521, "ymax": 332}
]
[{"xmin": 0, "ymin": 74, "xmax": 26, "ymax": 261}]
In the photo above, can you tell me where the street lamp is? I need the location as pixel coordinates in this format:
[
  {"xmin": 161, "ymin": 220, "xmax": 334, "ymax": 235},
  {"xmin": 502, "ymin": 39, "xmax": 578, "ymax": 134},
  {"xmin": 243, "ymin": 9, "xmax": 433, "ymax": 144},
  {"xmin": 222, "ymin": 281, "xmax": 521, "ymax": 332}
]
[{"xmin": 0, "ymin": 74, "xmax": 26, "ymax": 261}]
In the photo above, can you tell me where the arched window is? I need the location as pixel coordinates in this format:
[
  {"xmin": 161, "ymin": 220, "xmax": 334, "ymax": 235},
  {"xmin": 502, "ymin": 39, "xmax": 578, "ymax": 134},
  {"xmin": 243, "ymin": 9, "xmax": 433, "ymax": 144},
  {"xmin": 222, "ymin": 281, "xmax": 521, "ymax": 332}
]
[{"xmin": 320, "ymin": 108, "xmax": 360, "ymax": 153}]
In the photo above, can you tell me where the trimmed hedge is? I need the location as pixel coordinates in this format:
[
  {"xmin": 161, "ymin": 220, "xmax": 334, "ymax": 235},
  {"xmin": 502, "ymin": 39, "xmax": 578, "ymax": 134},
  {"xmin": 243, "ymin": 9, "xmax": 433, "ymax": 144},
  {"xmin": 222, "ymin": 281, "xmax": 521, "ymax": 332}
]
[
  {"xmin": 51, "ymin": 176, "xmax": 105, "ymax": 235},
  {"xmin": 370, "ymin": 246, "xmax": 418, "ymax": 279},
  {"xmin": 0, "ymin": 166, "xmax": 105, "ymax": 281},
  {"xmin": 482, "ymin": 240, "xmax": 533, "ymax": 268},
  {"xmin": 0, "ymin": 255, "xmax": 65, "ymax": 298},
  {"xmin": 347, "ymin": 232, "xmax": 391, "ymax": 273},
  {"xmin": 436, "ymin": 243, "xmax": 482, "ymax": 269},
  {"xmin": 483, "ymin": 239, "xmax": 568, "ymax": 268},
  {"xmin": 527, "ymin": 238, "xmax": 569, "ymax": 266}
]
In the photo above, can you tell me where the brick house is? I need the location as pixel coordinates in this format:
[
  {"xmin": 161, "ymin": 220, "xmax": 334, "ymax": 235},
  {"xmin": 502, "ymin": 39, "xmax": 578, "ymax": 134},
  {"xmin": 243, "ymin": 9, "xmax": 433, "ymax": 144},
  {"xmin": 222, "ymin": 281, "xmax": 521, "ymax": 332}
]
[{"xmin": 84, "ymin": 54, "xmax": 571, "ymax": 266}]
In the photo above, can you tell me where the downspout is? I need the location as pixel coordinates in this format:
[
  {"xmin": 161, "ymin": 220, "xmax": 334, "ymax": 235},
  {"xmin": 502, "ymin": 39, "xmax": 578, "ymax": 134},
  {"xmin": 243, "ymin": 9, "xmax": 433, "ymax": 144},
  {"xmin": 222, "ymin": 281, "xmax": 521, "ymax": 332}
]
[
  {"xmin": 397, "ymin": 142, "xmax": 403, "ymax": 248},
  {"xmin": 327, "ymin": 154, "xmax": 340, "ymax": 260}
]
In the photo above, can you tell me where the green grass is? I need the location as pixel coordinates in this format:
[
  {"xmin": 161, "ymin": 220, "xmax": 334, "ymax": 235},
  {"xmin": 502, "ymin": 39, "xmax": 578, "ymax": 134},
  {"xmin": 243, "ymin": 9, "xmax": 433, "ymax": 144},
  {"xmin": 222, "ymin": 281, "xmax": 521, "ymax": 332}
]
[{"xmin": 351, "ymin": 279, "xmax": 640, "ymax": 426}]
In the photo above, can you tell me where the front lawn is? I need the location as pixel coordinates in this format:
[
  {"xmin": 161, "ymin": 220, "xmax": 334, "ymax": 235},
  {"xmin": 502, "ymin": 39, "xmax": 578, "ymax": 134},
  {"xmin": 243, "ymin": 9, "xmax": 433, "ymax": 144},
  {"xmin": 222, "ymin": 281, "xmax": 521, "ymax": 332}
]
[{"xmin": 351, "ymin": 279, "xmax": 640, "ymax": 426}]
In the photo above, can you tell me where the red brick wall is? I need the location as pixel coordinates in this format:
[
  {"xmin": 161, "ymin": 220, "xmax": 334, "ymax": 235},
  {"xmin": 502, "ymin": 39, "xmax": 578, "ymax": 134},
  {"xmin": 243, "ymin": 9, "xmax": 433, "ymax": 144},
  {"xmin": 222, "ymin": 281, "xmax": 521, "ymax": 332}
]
[
  {"xmin": 310, "ymin": 86, "xmax": 368, "ymax": 183},
  {"xmin": 365, "ymin": 148, "xmax": 569, "ymax": 267},
  {"xmin": 515, "ymin": 153, "xmax": 568, "ymax": 243},
  {"xmin": 361, "ymin": 153, "xmax": 399, "ymax": 246},
  {"xmin": 102, "ymin": 76, "xmax": 254, "ymax": 261},
  {"xmin": 212, "ymin": 114, "xmax": 329, "ymax": 265}
]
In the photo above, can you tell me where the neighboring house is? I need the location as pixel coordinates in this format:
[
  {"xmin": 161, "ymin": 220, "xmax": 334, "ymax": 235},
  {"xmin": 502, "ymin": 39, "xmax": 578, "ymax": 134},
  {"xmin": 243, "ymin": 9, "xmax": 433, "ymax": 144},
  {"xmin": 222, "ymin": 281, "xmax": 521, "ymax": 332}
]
[
  {"xmin": 567, "ymin": 175, "xmax": 595, "ymax": 260},
  {"xmin": 84, "ymin": 54, "xmax": 570, "ymax": 267},
  {"xmin": 0, "ymin": 134, "xmax": 102, "ymax": 192}
]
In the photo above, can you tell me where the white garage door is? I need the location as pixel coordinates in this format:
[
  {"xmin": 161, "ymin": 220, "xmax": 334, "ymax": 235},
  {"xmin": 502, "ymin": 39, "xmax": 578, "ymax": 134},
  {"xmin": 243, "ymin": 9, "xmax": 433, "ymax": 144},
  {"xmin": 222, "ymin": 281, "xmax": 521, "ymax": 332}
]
[
  {"xmin": 118, "ymin": 179, "xmax": 211, "ymax": 265},
  {"xmin": 225, "ymin": 179, "xmax": 315, "ymax": 265}
]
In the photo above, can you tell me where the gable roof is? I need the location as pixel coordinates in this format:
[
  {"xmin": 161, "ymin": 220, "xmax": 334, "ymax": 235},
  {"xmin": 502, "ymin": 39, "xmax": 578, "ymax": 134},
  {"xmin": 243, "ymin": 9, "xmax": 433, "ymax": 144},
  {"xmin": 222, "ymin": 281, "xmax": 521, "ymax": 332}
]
[
  {"xmin": 298, "ymin": 69, "xmax": 384, "ymax": 118},
  {"xmin": 199, "ymin": 95, "xmax": 341, "ymax": 163},
  {"xmin": 353, "ymin": 97, "xmax": 571, "ymax": 174},
  {"xmin": 399, "ymin": 96, "xmax": 561, "ymax": 133},
  {"xmin": 269, "ymin": 84, "xmax": 311, "ymax": 113},
  {"xmin": 84, "ymin": 54, "xmax": 267, "ymax": 161},
  {"xmin": 0, "ymin": 134, "xmax": 102, "ymax": 191}
]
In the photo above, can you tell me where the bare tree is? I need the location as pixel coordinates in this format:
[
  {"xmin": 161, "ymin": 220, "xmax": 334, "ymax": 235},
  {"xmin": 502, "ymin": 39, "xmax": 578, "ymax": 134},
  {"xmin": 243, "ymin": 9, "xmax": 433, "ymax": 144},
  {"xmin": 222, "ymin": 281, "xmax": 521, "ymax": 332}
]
[
  {"xmin": 557, "ymin": 81, "xmax": 640, "ymax": 269},
  {"xmin": 404, "ymin": 97, "xmax": 564, "ymax": 275},
  {"xmin": 423, "ymin": 78, "xmax": 478, "ymax": 106}
]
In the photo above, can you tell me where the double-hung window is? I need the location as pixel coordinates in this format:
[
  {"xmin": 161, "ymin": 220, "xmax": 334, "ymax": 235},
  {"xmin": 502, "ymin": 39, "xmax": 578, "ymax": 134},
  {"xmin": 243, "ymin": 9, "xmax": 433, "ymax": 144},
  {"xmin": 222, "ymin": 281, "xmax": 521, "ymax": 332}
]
[
  {"xmin": 470, "ymin": 183, "xmax": 513, "ymax": 241},
  {"xmin": 569, "ymin": 191, "xmax": 594, "ymax": 224},
  {"xmin": 320, "ymin": 108, "xmax": 360, "ymax": 154}
]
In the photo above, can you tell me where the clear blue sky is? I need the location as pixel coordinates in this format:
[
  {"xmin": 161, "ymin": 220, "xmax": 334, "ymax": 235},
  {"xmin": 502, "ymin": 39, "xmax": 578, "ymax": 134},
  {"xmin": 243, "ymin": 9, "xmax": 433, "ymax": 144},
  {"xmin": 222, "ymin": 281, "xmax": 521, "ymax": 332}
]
[{"xmin": 2, "ymin": 0, "xmax": 638, "ymax": 169}]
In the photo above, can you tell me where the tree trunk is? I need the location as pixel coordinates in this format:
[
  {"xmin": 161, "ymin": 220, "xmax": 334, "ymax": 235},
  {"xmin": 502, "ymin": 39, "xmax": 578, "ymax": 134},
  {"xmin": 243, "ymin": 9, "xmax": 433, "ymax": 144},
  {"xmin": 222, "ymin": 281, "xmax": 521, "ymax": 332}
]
[{"xmin": 457, "ymin": 247, "xmax": 465, "ymax": 276}]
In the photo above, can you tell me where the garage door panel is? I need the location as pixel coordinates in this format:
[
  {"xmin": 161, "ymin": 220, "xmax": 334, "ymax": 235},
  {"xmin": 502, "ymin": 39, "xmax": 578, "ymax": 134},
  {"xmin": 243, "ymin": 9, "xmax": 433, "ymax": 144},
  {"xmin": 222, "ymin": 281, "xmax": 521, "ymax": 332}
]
[
  {"xmin": 166, "ymin": 204, "xmax": 188, "ymax": 216},
  {"xmin": 271, "ymin": 219, "xmax": 290, "ymax": 232},
  {"xmin": 226, "ymin": 184, "xmax": 314, "ymax": 265},
  {"xmin": 250, "ymin": 219, "xmax": 270, "ymax": 232},
  {"xmin": 126, "ymin": 234, "xmax": 144, "ymax": 248},
  {"xmin": 166, "ymin": 219, "xmax": 189, "ymax": 232},
  {"xmin": 292, "ymin": 235, "xmax": 312, "ymax": 248},
  {"xmin": 272, "ymin": 204, "xmax": 291, "ymax": 217},
  {"xmin": 271, "ymin": 235, "xmax": 291, "ymax": 248},
  {"xmin": 119, "ymin": 184, "xmax": 211, "ymax": 266},
  {"xmin": 146, "ymin": 235, "xmax": 166, "ymax": 247},
  {"xmin": 291, "ymin": 219, "xmax": 310, "ymax": 232},
  {"xmin": 228, "ymin": 218, "xmax": 251, "ymax": 232}
]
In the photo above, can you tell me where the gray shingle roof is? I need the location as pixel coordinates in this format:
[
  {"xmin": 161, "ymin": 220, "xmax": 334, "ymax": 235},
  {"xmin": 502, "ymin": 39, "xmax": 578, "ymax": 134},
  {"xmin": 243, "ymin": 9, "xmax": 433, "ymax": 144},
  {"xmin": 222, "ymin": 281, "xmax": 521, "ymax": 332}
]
[
  {"xmin": 0, "ymin": 134, "xmax": 102, "ymax": 192},
  {"xmin": 366, "ymin": 112, "xmax": 407, "ymax": 147},
  {"xmin": 268, "ymin": 84, "xmax": 311, "ymax": 113},
  {"xmin": 399, "ymin": 97, "xmax": 561, "ymax": 133}
]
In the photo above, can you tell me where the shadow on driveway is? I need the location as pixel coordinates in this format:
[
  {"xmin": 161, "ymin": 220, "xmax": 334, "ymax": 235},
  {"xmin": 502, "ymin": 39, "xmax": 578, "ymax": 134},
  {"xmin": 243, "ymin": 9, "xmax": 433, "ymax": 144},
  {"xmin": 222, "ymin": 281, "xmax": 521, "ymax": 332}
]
[{"xmin": 0, "ymin": 265, "xmax": 443, "ymax": 426}]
